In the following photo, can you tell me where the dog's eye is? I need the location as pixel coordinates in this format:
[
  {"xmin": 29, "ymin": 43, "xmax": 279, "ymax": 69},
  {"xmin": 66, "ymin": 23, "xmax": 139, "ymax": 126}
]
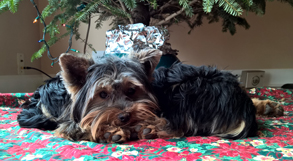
[
  {"xmin": 127, "ymin": 88, "xmax": 136, "ymax": 96},
  {"xmin": 99, "ymin": 91, "xmax": 108, "ymax": 99}
]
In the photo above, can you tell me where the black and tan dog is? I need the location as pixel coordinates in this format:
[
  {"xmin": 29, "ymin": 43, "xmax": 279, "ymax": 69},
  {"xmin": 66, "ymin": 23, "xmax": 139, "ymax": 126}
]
[{"xmin": 17, "ymin": 49, "xmax": 284, "ymax": 143}]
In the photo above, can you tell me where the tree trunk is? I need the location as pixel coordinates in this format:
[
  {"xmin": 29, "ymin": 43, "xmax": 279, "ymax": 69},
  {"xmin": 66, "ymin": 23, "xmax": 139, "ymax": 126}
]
[{"xmin": 131, "ymin": 2, "xmax": 150, "ymax": 25}]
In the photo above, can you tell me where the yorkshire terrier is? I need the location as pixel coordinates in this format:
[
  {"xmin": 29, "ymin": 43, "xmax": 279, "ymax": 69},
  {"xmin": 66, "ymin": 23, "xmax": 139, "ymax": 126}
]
[{"xmin": 17, "ymin": 49, "xmax": 284, "ymax": 143}]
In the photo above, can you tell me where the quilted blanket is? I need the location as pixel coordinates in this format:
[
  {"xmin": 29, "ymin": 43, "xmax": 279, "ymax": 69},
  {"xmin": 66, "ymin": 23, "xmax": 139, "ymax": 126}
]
[{"xmin": 0, "ymin": 87, "xmax": 293, "ymax": 161}]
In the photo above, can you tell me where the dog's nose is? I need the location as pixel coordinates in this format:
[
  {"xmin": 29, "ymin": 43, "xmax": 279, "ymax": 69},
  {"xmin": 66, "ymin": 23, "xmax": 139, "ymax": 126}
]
[{"xmin": 118, "ymin": 112, "xmax": 130, "ymax": 122}]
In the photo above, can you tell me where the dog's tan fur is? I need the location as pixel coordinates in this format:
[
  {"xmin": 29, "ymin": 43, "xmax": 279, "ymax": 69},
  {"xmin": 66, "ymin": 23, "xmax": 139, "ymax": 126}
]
[{"xmin": 252, "ymin": 98, "xmax": 284, "ymax": 117}]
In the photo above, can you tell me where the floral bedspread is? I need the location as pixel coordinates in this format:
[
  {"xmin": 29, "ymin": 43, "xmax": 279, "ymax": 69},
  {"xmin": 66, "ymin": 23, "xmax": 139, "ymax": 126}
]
[{"xmin": 0, "ymin": 88, "xmax": 293, "ymax": 161}]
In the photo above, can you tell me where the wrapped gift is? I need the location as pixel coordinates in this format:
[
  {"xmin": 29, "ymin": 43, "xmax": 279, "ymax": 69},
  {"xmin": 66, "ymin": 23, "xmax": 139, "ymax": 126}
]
[{"xmin": 105, "ymin": 23, "xmax": 166, "ymax": 56}]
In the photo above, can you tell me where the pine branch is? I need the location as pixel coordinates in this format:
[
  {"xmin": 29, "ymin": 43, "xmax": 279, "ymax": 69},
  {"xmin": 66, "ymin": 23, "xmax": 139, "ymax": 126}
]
[
  {"xmin": 0, "ymin": 0, "xmax": 9, "ymax": 14},
  {"xmin": 84, "ymin": 13, "xmax": 91, "ymax": 54},
  {"xmin": 156, "ymin": 0, "xmax": 198, "ymax": 26},
  {"xmin": 8, "ymin": 0, "xmax": 20, "ymax": 13},
  {"xmin": 150, "ymin": 0, "xmax": 173, "ymax": 16},
  {"xmin": 102, "ymin": 3, "xmax": 131, "ymax": 19},
  {"xmin": 203, "ymin": 0, "xmax": 215, "ymax": 13},
  {"xmin": 121, "ymin": 0, "xmax": 137, "ymax": 10},
  {"xmin": 95, "ymin": 11, "xmax": 112, "ymax": 29},
  {"xmin": 41, "ymin": 3, "xmax": 60, "ymax": 19},
  {"xmin": 148, "ymin": 0, "xmax": 158, "ymax": 9},
  {"xmin": 242, "ymin": 0, "xmax": 253, "ymax": 6},
  {"xmin": 179, "ymin": 0, "xmax": 195, "ymax": 17},
  {"xmin": 110, "ymin": 0, "xmax": 120, "ymax": 8},
  {"xmin": 31, "ymin": 45, "xmax": 47, "ymax": 62},
  {"xmin": 75, "ymin": 2, "xmax": 99, "ymax": 21},
  {"xmin": 31, "ymin": 31, "xmax": 71, "ymax": 61},
  {"xmin": 218, "ymin": 0, "xmax": 243, "ymax": 16},
  {"xmin": 118, "ymin": 0, "xmax": 134, "ymax": 23},
  {"xmin": 0, "ymin": 0, "xmax": 21, "ymax": 14}
]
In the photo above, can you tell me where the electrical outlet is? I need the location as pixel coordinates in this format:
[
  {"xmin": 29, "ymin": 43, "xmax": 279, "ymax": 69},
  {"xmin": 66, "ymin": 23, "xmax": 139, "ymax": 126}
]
[
  {"xmin": 17, "ymin": 53, "xmax": 25, "ymax": 75},
  {"xmin": 240, "ymin": 70, "xmax": 265, "ymax": 88}
]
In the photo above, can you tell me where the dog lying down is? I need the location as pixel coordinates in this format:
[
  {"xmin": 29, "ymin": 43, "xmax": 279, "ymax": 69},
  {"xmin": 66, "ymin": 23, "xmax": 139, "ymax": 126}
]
[{"xmin": 17, "ymin": 49, "xmax": 284, "ymax": 143}]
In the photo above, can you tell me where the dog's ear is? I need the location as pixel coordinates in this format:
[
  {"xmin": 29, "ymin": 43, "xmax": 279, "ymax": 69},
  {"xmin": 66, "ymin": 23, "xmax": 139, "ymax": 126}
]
[
  {"xmin": 130, "ymin": 49, "xmax": 162, "ymax": 79},
  {"xmin": 59, "ymin": 53, "xmax": 91, "ymax": 95}
]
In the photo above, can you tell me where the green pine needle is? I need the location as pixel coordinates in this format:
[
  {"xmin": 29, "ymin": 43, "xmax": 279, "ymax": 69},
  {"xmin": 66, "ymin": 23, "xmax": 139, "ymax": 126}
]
[
  {"xmin": 203, "ymin": 0, "xmax": 215, "ymax": 13},
  {"xmin": 148, "ymin": 0, "xmax": 158, "ymax": 9},
  {"xmin": 9, "ymin": 0, "xmax": 20, "ymax": 13},
  {"xmin": 0, "ymin": 0, "xmax": 21, "ymax": 14},
  {"xmin": 8, "ymin": 0, "xmax": 15, "ymax": 13},
  {"xmin": 31, "ymin": 31, "xmax": 71, "ymax": 62},
  {"xmin": 219, "ymin": 0, "xmax": 243, "ymax": 16},
  {"xmin": 122, "ymin": 0, "xmax": 137, "ymax": 10},
  {"xmin": 242, "ymin": 0, "xmax": 254, "ymax": 6},
  {"xmin": 42, "ymin": 4, "xmax": 59, "ymax": 19},
  {"xmin": 75, "ymin": 2, "xmax": 99, "ymax": 21},
  {"xmin": 31, "ymin": 45, "xmax": 46, "ymax": 62},
  {"xmin": 179, "ymin": 0, "xmax": 194, "ymax": 17},
  {"xmin": 0, "ymin": 0, "xmax": 9, "ymax": 14},
  {"xmin": 203, "ymin": 0, "xmax": 243, "ymax": 16},
  {"xmin": 48, "ymin": 24, "xmax": 60, "ymax": 37},
  {"xmin": 103, "ymin": 3, "xmax": 131, "ymax": 18}
]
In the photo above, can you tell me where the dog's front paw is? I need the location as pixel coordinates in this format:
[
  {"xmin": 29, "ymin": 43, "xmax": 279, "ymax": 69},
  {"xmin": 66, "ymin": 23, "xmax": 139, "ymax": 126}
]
[
  {"xmin": 134, "ymin": 124, "xmax": 158, "ymax": 140},
  {"xmin": 132, "ymin": 124, "xmax": 179, "ymax": 140},
  {"xmin": 252, "ymin": 98, "xmax": 284, "ymax": 117},
  {"xmin": 100, "ymin": 127, "xmax": 130, "ymax": 143}
]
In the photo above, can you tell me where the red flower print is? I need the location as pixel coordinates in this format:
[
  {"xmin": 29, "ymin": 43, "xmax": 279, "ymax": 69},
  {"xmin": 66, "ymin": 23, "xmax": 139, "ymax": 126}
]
[
  {"xmin": 55, "ymin": 144, "xmax": 97, "ymax": 159},
  {"xmin": 261, "ymin": 136, "xmax": 289, "ymax": 147},
  {"xmin": 268, "ymin": 127, "xmax": 292, "ymax": 136},
  {"xmin": 122, "ymin": 155, "xmax": 136, "ymax": 160},
  {"xmin": 92, "ymin": 144, "xmax": 104, "ymax": 152},
  {"xmin": 107, "ymin": 157, "xmax": 125, "ymax": 161},
  {"xmin": 0, "ymin": 109, "xmax": 9, "ymax": 115},
  {"xmin": 127, "ymin": 139, "xmax": 176, "ymax": 148},
  {"xmin": 284, "ymin": 105, "xmax": 293, "ymax": 112},
  {"xmin": 153, "ymin": 152, "xmax": 186, "ymax": 161},
  {"xmin": 8, "ymin": 111, "xmax": 21, "ymax": 120},
  {"xmin": 6, "ymin": 142, "xmax": 46, "ymax": 159},
  {"xmin": 146, "ymin": 151, "xmax": 202, "ymax": 161},
  {"xmin": 211, "ymin": 142, "xmax": 259, "ymax": 158},
  {"xmin": 0, "ymin": 123, "xmax": 18, "ymax": 129},
  {"xmin": 1, "ymin": 95, "xmax": 13, "ymax": 106},
  {"xmin": 0, "ymin": 96, "xmax": 5, "ymax": 104},
  {"xmin": 186, "ymin": 136, "xmax": 220, "ymax": 144},
  {"xmin": 286, "ymin": 138, "xmax": 293, "ymax": 145},
  {"xmin": 184, "ymin": 152, "xmax": 202, "ymax": 161}
]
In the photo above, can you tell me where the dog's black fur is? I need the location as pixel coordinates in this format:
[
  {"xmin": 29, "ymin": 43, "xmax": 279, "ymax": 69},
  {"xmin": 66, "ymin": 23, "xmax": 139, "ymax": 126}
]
[
  {"xmin": 153, "ymin": 64, "xmax": 258, "ymax": 139},
  {"xmin": 18, "ymin": 75, "xmax": 70, "ymax": 130},
  {"xmin": 17, "ymin": 50, "xmax": 258, "ymax": 142}
]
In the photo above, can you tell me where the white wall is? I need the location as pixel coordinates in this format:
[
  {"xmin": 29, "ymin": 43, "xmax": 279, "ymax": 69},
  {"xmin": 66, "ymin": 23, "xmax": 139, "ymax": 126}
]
[
  {"xmin": 0, "ymin": 1, "xmax": 292, "ymax": 92},
  {"xmin": 168, "ymin": 1, "xmax": 293, "ymax": 70},
  {"xmin": 0, "ymin": 0, "xmax": 41, "ymax": 75},
  {"xmin": 0, "ymin": 1, "xmax": 44, "ymax": 93}
]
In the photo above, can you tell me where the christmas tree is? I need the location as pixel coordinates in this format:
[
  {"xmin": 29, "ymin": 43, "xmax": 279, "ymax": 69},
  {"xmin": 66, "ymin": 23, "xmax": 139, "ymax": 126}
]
[{"xmin": 1, "ymin": 0, "xmax": 292, "ymax": 61}]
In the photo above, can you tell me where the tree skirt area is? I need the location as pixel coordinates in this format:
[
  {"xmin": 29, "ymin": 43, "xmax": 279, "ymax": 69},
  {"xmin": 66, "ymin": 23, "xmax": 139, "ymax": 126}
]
[{"xmin": 0, "ymin": 88, "xmax": 293, "ymax": 161}]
